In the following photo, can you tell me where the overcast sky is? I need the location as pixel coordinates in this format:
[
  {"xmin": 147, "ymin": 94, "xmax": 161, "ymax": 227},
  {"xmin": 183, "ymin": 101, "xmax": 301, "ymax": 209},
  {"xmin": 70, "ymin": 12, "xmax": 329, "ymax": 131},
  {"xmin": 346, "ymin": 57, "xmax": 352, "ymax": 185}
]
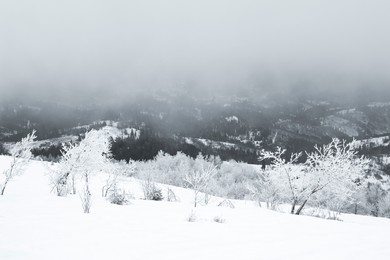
[{"xmin": 1, "ymin": 0, "xmax": 389, "ymax": 101}]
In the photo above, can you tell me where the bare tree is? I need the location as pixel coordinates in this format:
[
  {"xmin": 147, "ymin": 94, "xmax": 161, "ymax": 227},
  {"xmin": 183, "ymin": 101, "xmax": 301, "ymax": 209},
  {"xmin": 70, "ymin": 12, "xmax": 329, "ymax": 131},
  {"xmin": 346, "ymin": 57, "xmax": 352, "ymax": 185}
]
[{"xmin": 1, "ymin": 130, "xmax": 36, "ymax": 195}]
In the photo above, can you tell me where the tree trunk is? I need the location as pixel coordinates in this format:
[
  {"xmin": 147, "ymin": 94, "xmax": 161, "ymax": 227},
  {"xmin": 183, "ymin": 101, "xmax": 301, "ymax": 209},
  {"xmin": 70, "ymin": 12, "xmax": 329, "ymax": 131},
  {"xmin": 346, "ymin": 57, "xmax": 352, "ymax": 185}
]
[
  {"xmin": 194, "ymin": 190, "xmax": 198, "ymax": 207},
  {"xmin": 291, "ymin": 200, "xmax": 297, "ymax": 214},
  {"xmin": 72, "ymin": 175, "xmax": 76, "ymax": 194},
  {"xmin": 1, "ymin": 185, "xmax": 6, "ymax": 195},
  {"xmin": 83, "ymin": 173, "xmax": 91, "ymax": 214},
  {"xmin": 1, "ymin": 179, "xmax": 9, "ymax": 195},
  {"xmin": 205, "ymin": 193, "xmax": 209, "ymax": 205},
  {"xmin": 295, "ymin": 199, "xmax": 309, "ymax": 215}
]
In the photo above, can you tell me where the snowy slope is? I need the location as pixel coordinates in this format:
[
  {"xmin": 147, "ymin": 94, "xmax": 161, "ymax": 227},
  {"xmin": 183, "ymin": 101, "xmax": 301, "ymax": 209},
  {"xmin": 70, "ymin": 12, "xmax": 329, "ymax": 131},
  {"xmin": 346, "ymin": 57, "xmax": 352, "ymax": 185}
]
[{"xmin": 1, "ymin": 156, "xmax": 390, "ymax": 260}]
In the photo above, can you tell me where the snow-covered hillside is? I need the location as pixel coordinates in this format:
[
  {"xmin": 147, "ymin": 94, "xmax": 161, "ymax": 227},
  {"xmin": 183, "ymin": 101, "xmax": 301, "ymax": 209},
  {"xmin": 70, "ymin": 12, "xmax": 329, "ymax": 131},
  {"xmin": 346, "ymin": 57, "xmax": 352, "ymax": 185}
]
[{"xmin": 1, "ymin": 156, "xmax": 390, "ymax": 260}]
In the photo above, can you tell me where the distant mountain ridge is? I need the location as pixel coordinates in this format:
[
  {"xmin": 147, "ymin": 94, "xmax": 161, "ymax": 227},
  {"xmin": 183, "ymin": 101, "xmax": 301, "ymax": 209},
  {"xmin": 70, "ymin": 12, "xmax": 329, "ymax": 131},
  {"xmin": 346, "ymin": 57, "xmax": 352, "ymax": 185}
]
[{"xmin": 1, "ymin": 93, "xmax": 390, "ymax": 163}]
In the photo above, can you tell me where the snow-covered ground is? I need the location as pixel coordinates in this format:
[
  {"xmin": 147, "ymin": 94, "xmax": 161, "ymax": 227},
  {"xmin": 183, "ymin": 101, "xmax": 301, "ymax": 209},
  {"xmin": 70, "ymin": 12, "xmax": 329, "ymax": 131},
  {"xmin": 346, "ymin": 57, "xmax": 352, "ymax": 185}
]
[{"xmin": 1, "ymin": 156, "xmax": 390, "ymax": 260}]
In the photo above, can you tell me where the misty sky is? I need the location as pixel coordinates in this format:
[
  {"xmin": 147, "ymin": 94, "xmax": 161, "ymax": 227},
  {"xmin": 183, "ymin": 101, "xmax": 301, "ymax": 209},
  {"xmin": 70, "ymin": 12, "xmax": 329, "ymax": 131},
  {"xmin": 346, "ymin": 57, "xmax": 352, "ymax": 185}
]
[{"xmin": 1, "ymin": 0, "xmax": 390, "ymax": 101}]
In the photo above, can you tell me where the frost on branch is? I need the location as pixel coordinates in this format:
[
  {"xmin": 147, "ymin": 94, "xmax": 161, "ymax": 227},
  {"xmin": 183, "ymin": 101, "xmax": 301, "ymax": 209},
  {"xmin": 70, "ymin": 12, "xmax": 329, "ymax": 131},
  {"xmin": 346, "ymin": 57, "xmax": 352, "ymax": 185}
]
[{"xmin": 1, "ymin": 130, "xmax": 37, "ymax": 195}]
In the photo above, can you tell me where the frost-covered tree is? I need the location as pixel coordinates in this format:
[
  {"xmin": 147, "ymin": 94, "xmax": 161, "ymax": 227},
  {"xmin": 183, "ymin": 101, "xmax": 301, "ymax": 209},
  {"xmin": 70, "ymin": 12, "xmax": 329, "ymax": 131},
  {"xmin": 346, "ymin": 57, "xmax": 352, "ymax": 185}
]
[
  {"xmin": 55, "ymin": 129, "xmax": 111, "ymax": 213},
  {"xmin": 363, "ymin": 182, "xmax": 386, "ymax": 216},
  {"xmin": 184, "ymin": 154, "xmax": 217, "ymax": 207},
  {"xmin": 259, "ymin": 147, "xmax": 304, "ymax": 213},
  {"xmin": 258, "ymin": 139, "xmax": 368, "ymax": 215},
  {"xmin": 303, "ymin": 139, "xmax": 369, "ymax": 215},
  {"xmin": 0, "ymin": 142, "xmax": 7, "ymax": 155},
  {"xmin": 0, "ymin": 130, "xmax": 37, "ymax": 195},
  {"xmin": 51, "ymin": 142, "xmax": 77, "ymax": 196}
]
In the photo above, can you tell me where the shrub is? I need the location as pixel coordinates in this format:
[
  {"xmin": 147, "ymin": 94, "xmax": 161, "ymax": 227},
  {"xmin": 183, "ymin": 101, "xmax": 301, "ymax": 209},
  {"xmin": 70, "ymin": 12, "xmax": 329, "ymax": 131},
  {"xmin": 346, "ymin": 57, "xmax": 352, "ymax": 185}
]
[
  {"xmin": 187, "ymin": 210, "xmax": 197, "ymax": 222},
  {"xmin": 167, "ymin": 188, "xmax": 178, "ymax": 202},
  {"xmin": 213, "ymin": 216, "xmax": 226, "ymax": 223},
  {"xmin": 143, "ymin": 180, "xmax": 164, "ymax": 201},
  {"xmin": 150, "ymin": 187, "xmax": 164, "ymax": 201},
  {"xmin": 108, "ymin": 191, "xmax": 130, "ymax": 205}
]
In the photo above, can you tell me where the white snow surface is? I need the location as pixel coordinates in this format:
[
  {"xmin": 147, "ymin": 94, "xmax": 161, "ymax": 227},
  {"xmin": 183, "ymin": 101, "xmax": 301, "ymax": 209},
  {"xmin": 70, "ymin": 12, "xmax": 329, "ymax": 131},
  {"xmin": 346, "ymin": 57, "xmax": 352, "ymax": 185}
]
[{"xmin": 1, "ymin": 156, "xmax": 390, "ymax": 260}]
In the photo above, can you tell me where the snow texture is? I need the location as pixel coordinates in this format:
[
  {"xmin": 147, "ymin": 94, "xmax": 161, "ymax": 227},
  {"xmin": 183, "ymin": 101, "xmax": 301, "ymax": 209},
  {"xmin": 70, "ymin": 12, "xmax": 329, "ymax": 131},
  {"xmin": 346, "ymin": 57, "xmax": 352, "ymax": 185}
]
[{"xmin": 1, "ymin": 156, "xmax": 390, "ymax": 260}]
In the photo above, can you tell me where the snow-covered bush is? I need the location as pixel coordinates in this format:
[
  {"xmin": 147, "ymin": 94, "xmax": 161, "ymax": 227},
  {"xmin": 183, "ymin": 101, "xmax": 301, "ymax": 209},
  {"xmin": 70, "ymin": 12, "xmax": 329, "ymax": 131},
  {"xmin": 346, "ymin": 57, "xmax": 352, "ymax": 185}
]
[
  {"xmin": 108, "ymin": 190, "xmax": 130, "ymax": 205},
  {"xmin": 1, "ymin": 130, "xmax": 36, "ymax": 195},
  {"xmin": 136, "ymin": 152, "xmax": 256, "ymax": 201},
  {"xmin": 141, "ymin": 170, "xmax": 164, "ymax": 201},
  {"xmin": 143, "ymin": 183, "xmax": 163, "ymax": 201},
  {"xmin": 136, "ymin": 152, "xmax": 222, "ymax": 204},
  {"xmin": 138, "ymin": 151, "xmax": 192, "ymax": 187},
  {"xmin": 212, "ymin": 160, "xmax": 258, "ymax": 200}
]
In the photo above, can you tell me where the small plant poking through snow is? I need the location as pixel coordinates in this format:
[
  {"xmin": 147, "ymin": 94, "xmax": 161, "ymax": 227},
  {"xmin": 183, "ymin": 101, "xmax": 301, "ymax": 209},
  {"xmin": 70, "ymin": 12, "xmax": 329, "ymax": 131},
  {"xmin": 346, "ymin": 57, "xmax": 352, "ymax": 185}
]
[
  {"xmin": 150, "ymin": 187, "xmax": 164, "ymax": 201},
  {"xmin": 304, "ymin": 207, "xmax": 342, "ymax": 221},
  {"xmin": 187, "ymin": 210, "xmax": 197, "ymax": 222},
  {"xmin": 167, "ymin": 188, "xmax": 178, "ymax": 202},
  {"xmin": 213, "ymin": 216, "xmax": 226, "ymax": 223}
]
